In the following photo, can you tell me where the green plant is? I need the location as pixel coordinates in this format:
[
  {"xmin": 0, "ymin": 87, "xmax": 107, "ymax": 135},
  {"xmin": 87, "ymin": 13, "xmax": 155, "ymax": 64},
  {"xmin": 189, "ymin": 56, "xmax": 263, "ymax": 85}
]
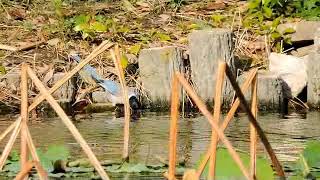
[{"xmin": 195, "ymin": 148, "xmax": 274, "ymax": 180}]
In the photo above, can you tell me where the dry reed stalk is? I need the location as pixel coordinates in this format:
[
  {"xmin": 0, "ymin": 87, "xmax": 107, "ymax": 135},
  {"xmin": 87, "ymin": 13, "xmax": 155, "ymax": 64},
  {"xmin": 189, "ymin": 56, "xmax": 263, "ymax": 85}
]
[
  {"xmin": 27, "ymin": 67, "xmax": 110, "ymax": 180},
  {"xmin": 225, "ymin": 65, "xmax": 285, "ymax": 177},
  {"xmin": 208, "ymin": 63, "xmax": 226, "ymax": 180},
  {"xmin": 0, "ymin": 120, "xmax": 22, "ymax": 169},
  {"xmin": 0, "ymin": 118, "xmax": 20, "ymax": 143},
  {"xmin": 168, "ymin": 75, "xmax": 180, "ymax": 180},
  {"xmin": 175, "ymin": 72, "xmax": 251, "ymax": 180},
  {"xmin": 20, "ymin": 63, "xmax": 29, "ymax": 180},
  {"xmin": 14, "ymin": 161, "xmax": 33, "ymax": 180},
  {"xmin": 196, "ymin": 69, "xmax": 257, "ymax": 178},
  {"xmin": 110, "ymin": 46, "xmax": 131, "ymax": 160},
  {"xmin": 250, "ymin": 74, "xmax": 258, "ymax": 179}
]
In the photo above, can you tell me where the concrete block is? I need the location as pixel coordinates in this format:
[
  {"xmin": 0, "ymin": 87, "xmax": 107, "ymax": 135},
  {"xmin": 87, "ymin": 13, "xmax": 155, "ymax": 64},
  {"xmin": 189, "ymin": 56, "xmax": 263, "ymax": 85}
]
[
  {"xmin": 278, "ymin": 21, "xmax": 320, "ymax": 42},
  {"xmin": 138, "ymin": 46, "xmax": 183, "ymax": 108},
  {"xmin": 92, "ymin": 91, "xmax": 111, "ymax": 103},
  {"xmin": 50, "ymin": 72, "xmax": 75, "ymax": 102},
  {"xmin": 307, "ymin": 28, "xmax": 320, "ymax": 108},
  {"xmin": 238, "ymin": 71, "xmax": 285, "ymax": 112},
  {"xmin": 188, "ymin": 29, "xmax": 235, "ymax": 106}
]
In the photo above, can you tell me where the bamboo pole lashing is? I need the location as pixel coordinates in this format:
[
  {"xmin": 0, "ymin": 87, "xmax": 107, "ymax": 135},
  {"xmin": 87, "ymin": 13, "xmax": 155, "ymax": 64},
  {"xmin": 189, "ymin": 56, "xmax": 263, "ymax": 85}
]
[
  {"xmin": 110, "ymin": 46, "xmax": 131, "ymax": 160},
  {"xmin": 27, "ymin": 67, "xmax": 110, "ymax": 180},
  {"xmin": 168, "ymin": 75, "xmax": 180, "ymax": 180},
  {"xmin": 20, "ymin": 63, "xmax": 29, "ymax": 180},
  {"xmin": 208, "ymin": 63, "xmax": 226, "ymax": 180},
  {"xmin": 225, "ymin": 65, "xmax": 285, "ymax": 177},
  {"xmin": 196, "ymin": 69, "xmax": 258, "ymax": 177},
  {"xmin": 250, "ymin": 74, "xmax": 258, "ymax": 179},
  {"xmin": 175, "ymin": 72, "xmax": 252, "ymax": 180}
]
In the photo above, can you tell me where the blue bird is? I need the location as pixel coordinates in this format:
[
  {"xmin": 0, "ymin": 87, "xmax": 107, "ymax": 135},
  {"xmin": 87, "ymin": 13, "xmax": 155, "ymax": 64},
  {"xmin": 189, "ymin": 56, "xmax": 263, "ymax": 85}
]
[{"xmin": 70, "ymin": 53, "xmax": 141, "ymax": 119}]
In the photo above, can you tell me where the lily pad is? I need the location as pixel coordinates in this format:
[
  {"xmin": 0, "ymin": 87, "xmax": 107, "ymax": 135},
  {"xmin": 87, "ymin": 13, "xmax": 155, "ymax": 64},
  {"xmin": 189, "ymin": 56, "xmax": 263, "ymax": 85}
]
[{"xmin": 195, "ymin": 148, "xmax": 274, "ymax": 180}]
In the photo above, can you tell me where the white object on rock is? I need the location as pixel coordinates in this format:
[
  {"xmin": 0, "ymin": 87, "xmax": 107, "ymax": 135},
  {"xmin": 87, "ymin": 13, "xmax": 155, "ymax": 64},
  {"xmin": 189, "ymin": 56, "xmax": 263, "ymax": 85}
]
[{"xmin": 269, "ymin": 52, "xmax": 307, "ymax": 98}]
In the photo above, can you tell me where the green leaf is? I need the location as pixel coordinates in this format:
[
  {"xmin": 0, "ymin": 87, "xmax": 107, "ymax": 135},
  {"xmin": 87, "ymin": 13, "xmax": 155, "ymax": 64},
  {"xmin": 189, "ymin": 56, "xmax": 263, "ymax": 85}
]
[
  {"xmin": 75, "ymin": 15, "xmax": 90, "ymax": 25},
  {"xmin": 91, "ymin": 22, "xmax": 107, "ymax": 32},
  {"xmin": 155, "ymin": 32, "xmax": 171, "ymax": 42},
  {"xmin": 195, "ymin": 148, "xmax": 274, "ymax": 180},
  {"xmin": 37, "ymin": 149, "xmax": 54, "ymax": 172},
  {"xmin": 283, "ymin": 27, "xmax": 296, "ymax": 35},
  {"xmin": 120, "ymin": 54, "xmax": 129, "ymax": 69},
  {"xmin": 271, "ymin": 32, "xmax": 281, "ymax": 39},
  {"xmin": 3, "ymin": 161, "xmax": 20, "ymax": 173},
  {"xmin": 45, "ymin": 145, "xmax": 69, "ymax": 162},
  {"xmin": 129, "ymin": 44, "xmax": 142, "ymax": 55},
  {"xmin": 8, "ymin": 150, "xmax": 19, "ymax": 161},
  {"xmin": 263, "ymin": 6, "xmax": 273, "ymax": 18}
]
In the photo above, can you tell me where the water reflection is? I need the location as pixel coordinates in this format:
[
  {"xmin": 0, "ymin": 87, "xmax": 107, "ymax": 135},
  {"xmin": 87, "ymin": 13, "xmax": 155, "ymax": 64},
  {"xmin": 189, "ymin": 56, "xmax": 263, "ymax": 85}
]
[{"xmin": 0, "ymin": 111, "xmax": 319, "ymax": 179}]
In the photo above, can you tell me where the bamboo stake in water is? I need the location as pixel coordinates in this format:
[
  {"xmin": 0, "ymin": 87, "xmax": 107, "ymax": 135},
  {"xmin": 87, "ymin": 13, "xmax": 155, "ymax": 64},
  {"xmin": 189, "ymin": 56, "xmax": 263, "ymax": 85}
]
[
  {"xmin": 250, "ymin": 74, "xmax": 258, "ymax": 179},
  {"xmin": 1, "ymin": 41, "xmax": 114, "ymax": 150},
  {"xmin": 27, "ymin": 67, "xmax": 110, "ymax": 180},
  {"xmin": 225, "ymin": 65, "xmax": 285, "ymax": 177},
  {"xmin": 196, "ymin": 69, "xmax": 257, "ymax": 178},
  {"xmin": 168, "ymin": 75, "xmax": 180, "ymax": 180},
  {"xmin": 0, "ymin": 120, "xmax": 22, "ymax": 169},
  {"xmin": 14, "ymin": 161, "xmax": 33, "ymax": 180},
  {"xmin": 0, "ymin": 118, "xmax": 20, "ymax": 143},
  {"xmin": 20, "ymin": 63, "xmax": 29, "ymax": 180},
  {"xmin": 25, "ymin": 126, "xmax": 48, "ymax": 180},
  {"xmin": 175, "ymin": 72, "xmax": 251, "ymax": 180},
  {"xmin": 208, "ymin": 63, "xmax": 226, "ymax": 180},
  {"xmin": 110, "ymin": 46, "xmax": 131, "ymax": 160}
]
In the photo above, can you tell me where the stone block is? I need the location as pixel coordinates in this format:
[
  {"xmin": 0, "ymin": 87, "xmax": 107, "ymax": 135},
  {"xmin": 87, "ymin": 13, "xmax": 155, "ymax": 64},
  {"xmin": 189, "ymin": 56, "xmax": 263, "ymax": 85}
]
[
  {"xmin": 238, "ymin": 71, "xmax": 285, "ymax": 112},
  {"xmin": 138, "ymin": 46, "xmax": 184, "ymax": 108},
  {"xmin": 188, "ymin": 29, "xmax": 235, "ymax": 106},
  {"xmin": 50, "ymin": 72, "xmax": 75, "ymax": 102},
  {"xmin": 278, "ymin": 21, "xmax": 320, "ymax": 42},
  {"xmin": 92, "ymin": 91, "xmax": 111, "ymax": 103},
  {"xmin": 307, "ymin": 28, "xmax": 320, "ymax": 108}
]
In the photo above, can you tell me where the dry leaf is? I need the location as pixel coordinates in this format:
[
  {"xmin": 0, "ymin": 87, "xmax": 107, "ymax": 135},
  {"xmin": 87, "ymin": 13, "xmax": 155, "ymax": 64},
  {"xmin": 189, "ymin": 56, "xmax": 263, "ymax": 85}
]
[{"xmin": 42, "ymin": 68, "xmax": 54, "ymax": 85}]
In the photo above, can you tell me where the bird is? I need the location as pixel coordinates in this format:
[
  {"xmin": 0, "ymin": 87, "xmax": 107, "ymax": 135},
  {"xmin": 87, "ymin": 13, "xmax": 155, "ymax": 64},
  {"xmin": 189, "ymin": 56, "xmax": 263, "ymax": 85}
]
[{"xmin": 70, "ymin": 53, "xmax": 141, "ymax": 120}]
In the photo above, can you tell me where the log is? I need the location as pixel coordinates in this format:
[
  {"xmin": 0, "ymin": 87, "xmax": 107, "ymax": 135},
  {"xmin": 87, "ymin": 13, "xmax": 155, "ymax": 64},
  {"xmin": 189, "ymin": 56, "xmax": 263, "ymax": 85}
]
[
  {"xmin": 189, "ymin": 29, "xmax": 235, "ymax": 106},
  {"xmin": 138, "ymin": 46, "xmax": 183, "ymax": 109}
]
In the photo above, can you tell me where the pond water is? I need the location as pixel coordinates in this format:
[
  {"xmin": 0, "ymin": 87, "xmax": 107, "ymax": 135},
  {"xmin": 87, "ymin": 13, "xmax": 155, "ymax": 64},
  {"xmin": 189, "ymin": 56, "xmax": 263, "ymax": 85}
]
[{"xmin": 0, "ymin": 111, "xmax": 320, "ymax": 179}]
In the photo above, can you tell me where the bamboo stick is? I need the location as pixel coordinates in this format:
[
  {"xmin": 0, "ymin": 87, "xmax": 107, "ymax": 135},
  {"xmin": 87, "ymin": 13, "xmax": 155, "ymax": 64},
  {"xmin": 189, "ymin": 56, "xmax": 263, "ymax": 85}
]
[
  {"xmin": 168, "ymin": 75, "xmax": 180, "ymax": 180},
  {"xmin": 225, "ymin": 65, "xmax": 285, "ymax": 177},
  {"xmin": 0, "ymin": 120, "xmax": 22, "ymax": 169},
  {"xmin": 175, "ymin": 72, "xmax": 251, "ymax": 180},
  {"xmin": 0, "ymin": 118, "xmax": 20, "ymax": 143},
  {"xmin": 196, "ymin": 69, "xmax": 257, "ymax": 177},
  {"xmin": 208, "ymin": 63, "xmax": 226, "ymax": 180},
  {"xmin": 14, "ymin": 161, "xmax": 33, "ymax": 180},
  {"xmin": 27, "ymin": 67, "xmax": 110, "ymax": 180},
  {"xmin": 4, "ymin": 41, "xmax": 113, "ymax": 144},
  {"xmin": 250, "ymin": 74, "xmax": 258, "ymax": 179},
  {"xmin": 110, "ymin": 46, "xmax": 131, "ymax": 160},
  {"xmin": 20, "ymin": 63, "xmax": 29, "ymax": 180},
  {"xmin": 25, "ymin": 126, "xmax": 48, "ymax": 180}
]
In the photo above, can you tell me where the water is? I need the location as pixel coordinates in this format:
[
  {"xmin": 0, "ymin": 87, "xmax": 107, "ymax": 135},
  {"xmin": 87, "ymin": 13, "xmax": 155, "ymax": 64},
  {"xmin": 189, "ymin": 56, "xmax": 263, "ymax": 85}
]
[{"xmin": 0, "ymin": 111, "xmax": 320, "ymax": 179}]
